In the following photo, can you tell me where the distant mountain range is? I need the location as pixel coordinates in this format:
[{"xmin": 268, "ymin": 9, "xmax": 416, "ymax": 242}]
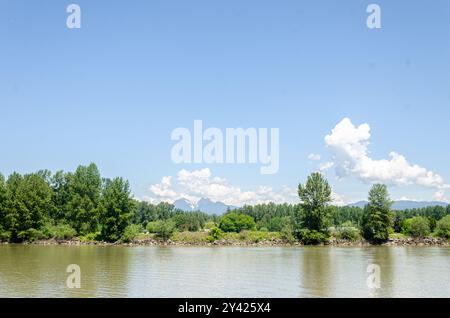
[
  {"xmin": 348, "ymin": 200, "xmax": 448, "ymax": 210},
  {"xmin": 174, "ymin": 198, "xmax": 237, "ymax": 215},
  {"xmin": 173, "ymin": 198, "xmax": 448, "ymax": 214}
]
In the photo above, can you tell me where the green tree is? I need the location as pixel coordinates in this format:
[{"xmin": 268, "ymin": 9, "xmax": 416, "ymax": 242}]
[
  {"xmin": 50, "ymin": 170, "xmax": 71, "ymax": 221},
  {"xmin": 66, "ymin": 164, "xmax": 102, "ymax": 234},
  {"xmin": 219, "ymin": 213, "xmax": 256, "ymax": 233},
  {"xmin": 279, "ymin": 216, "xmax": 295, "ymax": 242},
  {"xmin": 172, "ymin": 212, "xmax": 205, "ymax": 232},
  {"xmin": 208, "ymin": 227, "xmax": 223, "ymax": 240},
  {"xmin": 152, "ymin": 220, "xmax": 176, "ymax": 241},
  {"xmin": 99, "ymin": 177, "xmax": 135, "ymax": 242},
  {"xmin": 296, "ymin": 172, "xmax": 332, "ymax": 238},
  {"xmin": 408, "ymin": 216, "xmax": 430, "ymax": 238},
  {"xmin": 155, "ymin": 202, "xmax": 175, "ymax": 220},
  {"xmin": 121, "ymin": 224, "xmax": 143, "ymax": 243},
  {"xmin": 0, "ymin": 174, "xmax": 8, "ymax": 239},
  {"xmin": 362, "ymin": 184, "xmax": 393, "ymax": 243},
  {"xmin": 132, "ymin": 201, "xmax": 157, "ymax": 226},
  {"xmin": 436, "ymin": 215, "xmax": 450, "ymax": 239},
  {"xmin": 4, "ymin": 172, "xmax": 54, "ymax": 241},
  {"xmin": 337, "ymin": 223, "xmax": 361, "ymax": 241}
]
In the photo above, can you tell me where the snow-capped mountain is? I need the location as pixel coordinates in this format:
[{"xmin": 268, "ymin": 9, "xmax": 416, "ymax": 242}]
[{"xmin": 173, "ymin": 198, "xmax": 236, "ymax": 215}]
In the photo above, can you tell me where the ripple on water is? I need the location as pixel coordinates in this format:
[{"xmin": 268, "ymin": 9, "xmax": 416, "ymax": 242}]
[{"xmin": 0, "ymin": 246, "xmax": 449, "ymax": 297}]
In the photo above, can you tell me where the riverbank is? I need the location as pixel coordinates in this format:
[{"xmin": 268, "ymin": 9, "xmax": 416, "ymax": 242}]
[{"xmin": 2, "ymin": 236, "xmax": 449, "ymax": 247}]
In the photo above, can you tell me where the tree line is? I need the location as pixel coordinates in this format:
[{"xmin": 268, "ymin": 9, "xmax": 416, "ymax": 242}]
[
  {"xmin": 0, "ymin": 164, "xmax": 218, "ymax": 243},
  {"xmin": 226, "ymin": 173, "xmax": 450, "ymax": 243},
  {"xmin": 1, "ymin": 166, "xmax": 449, "ymax": 244}
]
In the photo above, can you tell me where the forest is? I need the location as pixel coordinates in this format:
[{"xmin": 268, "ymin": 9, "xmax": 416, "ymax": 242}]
[{"xmin": 1, "ymin": 164, "xmax": 450, "ymax": 244}]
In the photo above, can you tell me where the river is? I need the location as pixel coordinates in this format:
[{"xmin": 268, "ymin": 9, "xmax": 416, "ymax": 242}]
[{"xmin": 0, "ymin": 245, "xmax": 448, "ymax": 297}]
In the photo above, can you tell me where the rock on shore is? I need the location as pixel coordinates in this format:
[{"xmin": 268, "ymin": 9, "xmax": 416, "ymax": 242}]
[{"xmin": 2, "ymin": 237, "xmax": 449, "ymax": 247}]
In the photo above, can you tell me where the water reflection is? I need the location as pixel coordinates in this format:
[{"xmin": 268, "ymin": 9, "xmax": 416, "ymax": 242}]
[
  {"xmin": 298, "ymin": 247, "xmax": 333, "ymax": 297},
  {"xmin": 0, "ymin": 246, "xmax": 448, "ymax": 298}
]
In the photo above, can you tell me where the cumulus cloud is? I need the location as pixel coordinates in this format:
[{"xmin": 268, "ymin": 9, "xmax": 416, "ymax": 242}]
[
  {"xmin": 319, "ymin": 161, "xmax": 334, "ymax": 172},
  {"xmin": 331, "ymin": 191, "xmax": 347, "ymax": 207},
  {"xmin": 324, "ymin": 118, "xmax": 450, "ymax": 192},
  {"xmin": 433, "ymin": 190, "xmax": 449, "ymax": 203},
  {"xmin": 397, "ymin": 196, "xmax": 420, "ymax": 202},
  {"xmin": 308, "ymin": 153, "xmax": 321, "ymax": 161},
  {"xmin": 144, "ymin": 168, "xmax": 349, "ymax": 207},
  {"xmin": 143, "ymin": 168, "xmax": 299, "ymax": 207}
]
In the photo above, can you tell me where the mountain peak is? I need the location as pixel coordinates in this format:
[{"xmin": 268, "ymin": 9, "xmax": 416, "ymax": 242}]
[{"xmin": 173, "ymin": 198, "xmax": 236, "ymax": 215}]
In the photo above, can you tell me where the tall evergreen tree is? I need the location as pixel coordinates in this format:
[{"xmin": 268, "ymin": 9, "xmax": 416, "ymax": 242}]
[{"xmin": 362, "ymin": 184, "xmax": 393, "ymax": 242}]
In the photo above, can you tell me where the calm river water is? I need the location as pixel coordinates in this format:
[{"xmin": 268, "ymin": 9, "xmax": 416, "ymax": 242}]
[{"xmin": 0, "ymin": 245, "xmax": 449, "ymax": 297}]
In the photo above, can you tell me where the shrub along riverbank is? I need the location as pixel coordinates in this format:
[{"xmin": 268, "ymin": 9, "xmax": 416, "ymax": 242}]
[
  {"xmin": 5, "ymin": 231, "xmax": 449, "ymax": 247},
  {"xmin": 1, "ymin": 164, "xmax": 450, "ymax": 246}
]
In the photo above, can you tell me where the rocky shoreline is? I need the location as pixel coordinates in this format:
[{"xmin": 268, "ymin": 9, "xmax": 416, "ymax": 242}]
[{"xmin": 2, "ymin": 237, "xmax": 449, "ymax": 247}]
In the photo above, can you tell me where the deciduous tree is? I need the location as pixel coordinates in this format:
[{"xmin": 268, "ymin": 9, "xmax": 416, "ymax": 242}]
[
  {"xmin": 297, "ymin": 172, "xmax": 332, "ymax": 232},
  {"xmin": 99, "ymin": 177, "xmax": 135, "ymax": 242}
]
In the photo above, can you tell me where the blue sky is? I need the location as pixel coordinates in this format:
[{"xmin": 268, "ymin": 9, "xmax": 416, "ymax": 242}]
[{"xmin": 1, "ymin": 0, "xmax": 450, "ymax": 205}]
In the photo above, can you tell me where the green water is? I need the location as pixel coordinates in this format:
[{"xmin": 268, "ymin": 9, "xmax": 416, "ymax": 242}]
[{"xmin": 0, "ymin": 245, "xmax": 448, "ymax": 297}]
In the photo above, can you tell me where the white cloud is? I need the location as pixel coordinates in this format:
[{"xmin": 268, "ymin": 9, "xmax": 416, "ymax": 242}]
[
  {"xmin": 319, "ymin": 161, "xmax": 334, "ymax": 172},
  {"xmin": 397, "ymin": 196, "xmax": 420, "ymax": 202},
  {"xmin": 324, "ymin": 118, "xmax": 450, "ymax": 194},
  {"xmin": 308, "ymin": 153, "xmax": 321, "ymax": 161},
  {"xmin": 433, "ymin": 190, "xmax": 449, "ymax": 203},
  {"xmin": 149, "ymin": 176, "xmax": 176, "ymax": 199},
  {"xmin": 331, "ymin": 191, "xmax": 347, "ymax": 206},
  {"xmin": 143, "ymin": 168, "xmax": 298, "ymax": 207}
]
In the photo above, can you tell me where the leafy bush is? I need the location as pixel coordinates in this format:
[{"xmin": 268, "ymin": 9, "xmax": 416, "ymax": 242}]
[
  {"xmin": 408, "ymin": 216, "xmax": 430, "ymax": 238},
  {"xmin": 146, "ymin": 221, "xmax": 159, "ymax": 233},
  {"xmin": 121, "ymin": 224, "xmax": 143, "ymax": 243},
  {"xmin": 43, "ymin": 224, "xmax": 77, "ymax": 240},
  {"xmin": 279, "ymin": 217, "xmax": 295, "ymax": 242},
  {"xmin": 172, "ymin": 213, "xmax": 201, "ymax": 232},
  {"xmin": 335, "ymin": 221, "xmax": 361, "ymax": 241},
  {"xmin": 0, "ymin": 230, "xmax": 11, "ymax": 242},
  {"xmin": 148, "ymin": 220, "xmax": 176, "ymax": 241},
  {"xmin": 219, "ymin": 213, "xmax": 256, "ymax": 233},
  {"xmin": 389, "ymin": 232, "xmax": 407, "ymax": 240},
  {"xmin": 266, "ymin": 217, "xmax": 283, "ymax": 232},
  {"xmin": 436, "ymin": 215, "xmax": 450, "ymax": 239},
  {"xmin": 237, "ymin": 230, "xmax": 281, "ymax": 243},
  {"xmin": 17, "ymin": 228, "xmax": 46, "ymax": 242},
  {"xmin": 206, "ymin": 227, "xmax": 223, "ymax": 242},
  {"xmin": 298, "ymin": 229, "xmax": 329, "ymax": 245},
  {"xmin": 203, "ymin": 221, "xmax": 216, "ymax": 230},
  {"xmin": 173, "ymin": 231, "xmax": 208, "ymax": 243},
  {"xmin": 401, "ymin": 218, "xmax": 412, "ymax": 235},
  {"xmin": 79, "ymin": 232, "xmax": 99, "ymax": 242}
]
